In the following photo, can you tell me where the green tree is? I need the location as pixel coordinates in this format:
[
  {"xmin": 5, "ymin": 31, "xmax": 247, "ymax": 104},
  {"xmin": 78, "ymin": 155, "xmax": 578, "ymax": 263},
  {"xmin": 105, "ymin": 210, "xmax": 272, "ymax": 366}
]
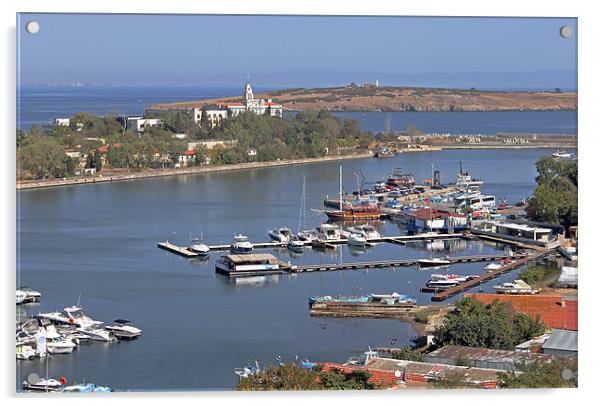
[
  {"xmin": 498, "ymin": 358, "xmax": 577, "ymax": 388},
  {"xmin": 18, "ymin": 136, "xmax": 69, "ymax": 179},
  {"xmin": 433, "ymin": 296, "xmax": 546, "ymax": 350},
  {"xmin": 390, "ymin": 348, "xmax": 424, "ymax": 362}
]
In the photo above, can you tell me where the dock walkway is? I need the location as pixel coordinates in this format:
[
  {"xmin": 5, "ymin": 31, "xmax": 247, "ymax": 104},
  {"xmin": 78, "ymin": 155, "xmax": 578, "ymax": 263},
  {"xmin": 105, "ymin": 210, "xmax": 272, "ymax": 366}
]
[{"xmin": 429, "ymin": 250, "xmax": 554, "ymax": 301}]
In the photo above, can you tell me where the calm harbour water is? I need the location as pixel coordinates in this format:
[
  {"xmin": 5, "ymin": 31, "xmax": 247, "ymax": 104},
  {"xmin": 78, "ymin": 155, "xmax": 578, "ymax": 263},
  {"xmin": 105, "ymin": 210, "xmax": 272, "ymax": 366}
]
[{"xmin": 17, "ymin": 148, "xmax": 562, "ymax": 391}]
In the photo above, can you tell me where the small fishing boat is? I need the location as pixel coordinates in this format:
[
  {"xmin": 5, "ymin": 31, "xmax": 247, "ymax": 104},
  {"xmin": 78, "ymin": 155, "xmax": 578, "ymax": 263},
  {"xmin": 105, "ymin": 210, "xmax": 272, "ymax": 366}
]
[
  {"xmin": 347, "ymin": 233, "xmax": 367, "ymax": 247},
  {"xmin": 484, "ymin": 258, "xmax": 514, "ymax": 272},
  {"xmin": 104, "ymin": 319, "xmax": 142, "ymax": 339},
  {"xmin": 268, "ymin": 227, "xmax": 292, "ymax": 242},
  {"xmin": 417, "ymin": 258, "xmax": 452, "ymax": 268},
  {"xmin": 493, "ymin": 279, "xmax": 541, "ymax": 295},
  {"xmin": 370, "ymin": 292, "xmax": 416, "ymax": 304},
  {"xmin": 308, "ymin": 295, "xmax": 370, "ymax": 305},
  {"xmin": 230, "ymin": 234, "xmax": 253, "ymax": 254}
]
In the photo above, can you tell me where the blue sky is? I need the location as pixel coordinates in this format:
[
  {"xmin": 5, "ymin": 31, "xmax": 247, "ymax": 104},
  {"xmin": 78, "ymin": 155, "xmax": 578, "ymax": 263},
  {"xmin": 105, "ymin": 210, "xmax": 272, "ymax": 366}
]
[{"xmin": 17, "ymin": 14, "xmax": 577, "ymax": 89}]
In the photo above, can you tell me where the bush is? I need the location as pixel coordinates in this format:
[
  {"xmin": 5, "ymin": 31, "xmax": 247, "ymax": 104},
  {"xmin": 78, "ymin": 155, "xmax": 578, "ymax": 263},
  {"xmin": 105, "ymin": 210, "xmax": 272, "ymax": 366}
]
[{"xmin": 390, "ymin": 348, "xmax": 424, "ymax": 362}]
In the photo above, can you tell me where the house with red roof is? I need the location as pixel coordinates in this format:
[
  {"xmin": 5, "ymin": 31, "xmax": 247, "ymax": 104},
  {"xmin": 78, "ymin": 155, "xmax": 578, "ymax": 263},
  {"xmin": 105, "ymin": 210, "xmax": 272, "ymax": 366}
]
[{"xmin": 467, "ymin": 293, "xmax": 578, "ymax": 331}]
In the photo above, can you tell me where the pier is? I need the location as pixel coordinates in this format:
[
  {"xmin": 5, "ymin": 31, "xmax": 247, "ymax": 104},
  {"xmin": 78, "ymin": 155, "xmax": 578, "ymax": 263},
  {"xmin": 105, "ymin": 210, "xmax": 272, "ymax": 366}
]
[
  {"xmin": 288, "ymin": 252, "xmax": 528, "ymax": 273},
  {"xmin": 156, "ymin": 232, "xmax": 464, "ymax": 257},
  {"xmin": 310, "ymin": 301, "xmax": 419, "ymax": 319},
  {"xmin": 429, "ymin": 250, "xmax": 554, "ymax": 302}
]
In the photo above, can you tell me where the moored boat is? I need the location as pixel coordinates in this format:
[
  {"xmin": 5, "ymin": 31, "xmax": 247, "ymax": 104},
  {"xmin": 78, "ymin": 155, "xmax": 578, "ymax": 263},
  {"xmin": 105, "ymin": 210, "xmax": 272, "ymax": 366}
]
[
  {"xmin": 287, "ymin": 236, "xmax": 305, "ymax": 253},
  {"xmin": 105, "ymin": 319, "xmax": 142, "ymax": 339},
  {"xmin": 268, "ymin": 227, "xmax": 292, "ymax": 242},
  {"xmin": 216, "ymin": 253, "xmax": 283, "ymax": 277},
  {"xmin": 552, "ymin": 150, "xmax": 572, "ymax": 159},
  {"xmin": 347, "ymin": 233, "xmax": 367, "ymax": 247},
  {"xmin": 308, "ymin": 295, "xmax": 370, "ymax": 305},
  {"xmin": 493, "ymin": 279, "xmax": 541, "ymax": 295},
  {"xmin": 348, "ymin": 224, "xmax": 381, "ymax": 240},
  {"xmin": 230, "ymin": 234, "xmax": 253, "ymax": 254},
  {"xmin": 417, "ymin": 257, "xmax": 452, "ymax": 268}
]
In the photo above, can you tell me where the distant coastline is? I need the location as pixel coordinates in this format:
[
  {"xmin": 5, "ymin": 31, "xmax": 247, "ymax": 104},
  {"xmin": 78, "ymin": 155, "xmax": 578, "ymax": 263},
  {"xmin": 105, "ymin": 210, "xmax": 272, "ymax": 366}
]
[
  {"xmin": 150, "ymin": 85, "xmax": 577, "ymax": 113},
  {"xmin": 16, "ymin": 144, "xmax": 576, "ymax": 191}
]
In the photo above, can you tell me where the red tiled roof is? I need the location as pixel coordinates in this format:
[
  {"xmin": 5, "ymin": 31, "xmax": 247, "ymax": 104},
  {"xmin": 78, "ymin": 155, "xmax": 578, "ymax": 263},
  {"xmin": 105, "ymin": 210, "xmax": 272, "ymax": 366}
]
[
  {"xmin": 266, "ymin": 102, "xmax": 282, "ymax": 107},
  {"xmin": 226, "ymin": 102, "xmax": 244, "ymax": 107},
  {"xmin": 183, "ymin": 149, "xmax": 196, "ymax": 156},
  {"xmin": 467, "ymin": 294, "xmax": 578, "ymax": 331}
]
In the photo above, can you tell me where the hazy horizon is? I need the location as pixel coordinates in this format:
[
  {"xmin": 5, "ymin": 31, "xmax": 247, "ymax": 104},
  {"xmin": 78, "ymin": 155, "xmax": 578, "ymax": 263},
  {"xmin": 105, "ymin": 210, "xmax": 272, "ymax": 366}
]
[{"xmin": 17, "ymin": 14, "xmax": 577, "ymax": 90}]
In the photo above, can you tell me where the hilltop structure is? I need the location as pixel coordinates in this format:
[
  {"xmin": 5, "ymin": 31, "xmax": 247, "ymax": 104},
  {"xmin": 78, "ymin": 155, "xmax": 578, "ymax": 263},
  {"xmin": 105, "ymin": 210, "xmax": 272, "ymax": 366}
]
[{"xmin": 193, "ymin": 82, "xmax": 283, "ymax": 128}]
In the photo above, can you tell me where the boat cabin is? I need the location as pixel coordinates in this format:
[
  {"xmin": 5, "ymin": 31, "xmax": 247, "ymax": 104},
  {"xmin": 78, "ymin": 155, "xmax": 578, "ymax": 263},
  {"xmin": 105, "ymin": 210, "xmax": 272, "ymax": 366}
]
[{"xmin": 215, "ymin": 253, "xmax": 283, "ymax": 277}]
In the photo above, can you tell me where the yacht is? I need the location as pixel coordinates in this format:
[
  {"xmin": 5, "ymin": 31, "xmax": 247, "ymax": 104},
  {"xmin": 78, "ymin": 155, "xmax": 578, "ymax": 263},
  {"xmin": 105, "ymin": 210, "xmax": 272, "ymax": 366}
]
[
  {"xmin": 417, "ymin": 257, "xmax": 452, "ymax": 268},
  {"xmin": 39, "ymin": 306, "xmax": 103, "ymax": 328},
  {"xmin": 189, "ymin": 235, "xmax": 210, "ymax": 255},
  {"xmin": 16, "ymin": 343, "xmax": 36, "ymax": 360},
  {"xmin": 22, "ymin": 376, "xmax": 65, "ymax": 392},
  {"xmin": 287, "ymin": 236, "xmax": 305, "ymax": 253},
  {"xmin": 268, "ymin": 227, "xmax": 292, "ymax": 243},
  {"xmin": 348, "ymin": 224, "xmax": 381, "ymax": 240},
  {"xmin": 347, "ymin": 233, "xmax": 367, "ymax": 247},
  {"xmin": 297, "ymin": 229, "xmax": 318, "ymax": 243},
  {"xmin": 16, "ymin": 287, "xmax": 42, "ymax": 304},
  {"xmin": 493, "ymin": 279, "xmax": 541, "ymax": 295},
  {"xmin": 426, "ymin": 274, "xmax": 476, "ymax": 288},
  {"xmin": 76, "ymin": 326, "xmax": 115, "ymax": 342},
  {"xmin": 316, "ymin": 224, "xmax": 344, "ymax": 240},
  {"xmin": 230, "ymin": 234, "xmax": 253, "ymax": 254},
  {"xmin": 45, "ymin": 327, "xmax": 77, "ymax": 354},
  {"xmin": 484, "ymin": 258, "xmax": 514, "ymax": 272},
  {"xmin": 105, "ymin": 319, "xmax": 142, "ymax": 339}
]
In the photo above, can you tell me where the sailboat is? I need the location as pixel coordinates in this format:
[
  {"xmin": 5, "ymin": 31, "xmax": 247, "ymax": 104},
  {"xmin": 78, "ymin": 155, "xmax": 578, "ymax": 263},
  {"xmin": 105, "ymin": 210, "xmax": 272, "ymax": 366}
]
[
  {"xmin": 295, "ymin": 174, "xmax": 318, "ymax": 244},
  {"xmin": 325, "ymin": 167, "xmax": 380, "ymax": 221}
]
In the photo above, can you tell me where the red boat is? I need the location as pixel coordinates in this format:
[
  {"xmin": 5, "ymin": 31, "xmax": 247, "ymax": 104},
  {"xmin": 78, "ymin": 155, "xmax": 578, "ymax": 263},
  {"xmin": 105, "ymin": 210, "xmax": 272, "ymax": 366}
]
[{"xmin": 325, "ymin": 201, "xmax": 381, "ymax": 220}]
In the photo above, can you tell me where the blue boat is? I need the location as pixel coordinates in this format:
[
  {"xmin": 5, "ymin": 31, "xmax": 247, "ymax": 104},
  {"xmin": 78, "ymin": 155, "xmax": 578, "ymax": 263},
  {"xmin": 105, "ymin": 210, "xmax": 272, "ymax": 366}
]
[{"xmin": 308, "ymin": 295, "xmax": 370, "ymax": 305}]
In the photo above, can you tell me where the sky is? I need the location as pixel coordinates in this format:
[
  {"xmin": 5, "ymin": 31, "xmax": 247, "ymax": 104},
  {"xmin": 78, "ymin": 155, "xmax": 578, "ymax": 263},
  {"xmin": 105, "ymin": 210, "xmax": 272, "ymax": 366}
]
[{"xmin": 17, "ymin": 14, "xmax": 577, "ymax": 90}]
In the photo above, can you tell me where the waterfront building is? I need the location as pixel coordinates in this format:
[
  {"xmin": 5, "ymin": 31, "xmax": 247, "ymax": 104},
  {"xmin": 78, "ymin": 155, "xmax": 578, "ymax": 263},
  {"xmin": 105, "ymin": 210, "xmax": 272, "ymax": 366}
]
[
  {"xmin": 187, "ymin": 140, "xmax": 237, "ymax": 151},
  {"xmin": 176, "ymin": 149, "xmax": 197, "ymax": 167}
]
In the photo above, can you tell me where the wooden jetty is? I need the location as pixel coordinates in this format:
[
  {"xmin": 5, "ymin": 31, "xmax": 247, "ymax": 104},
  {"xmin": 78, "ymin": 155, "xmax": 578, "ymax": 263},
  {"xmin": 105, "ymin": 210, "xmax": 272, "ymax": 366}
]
[
  {"xmin": 429, "ymin": 250, "xmax": 554, "ymax": 302},
  {"xmin": 157, "ymin": 241, "xmax": 200, "ymax": 258},
  {"xmin": 290, "ymin": 252, "xmax": 527, "ymax": 273},
  {"xmin": 310, "ymin": 301, "xmax": 418, "ymax": 319},
  {"xmin": 157, "ymin": 232, "xmax": 465, "ymax": 257}
]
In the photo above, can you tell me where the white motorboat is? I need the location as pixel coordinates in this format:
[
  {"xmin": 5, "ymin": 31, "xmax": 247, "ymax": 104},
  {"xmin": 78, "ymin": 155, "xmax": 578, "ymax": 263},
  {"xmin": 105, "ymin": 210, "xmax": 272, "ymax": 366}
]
[
  {"xmin": 16, "ymin": 288, "xmax": 41, "ymax": 304},
  {"xmin": 552, "ymin": 150, "xmax": 572, "ymax": 159},
  {"xmin": 493, "ymin": 279, "xmax": 541, "ymax": 295},
  {"xmin": 370, "ymin": 292, "xmax": 416, "ymax": 304},
  {"xmin": 297, "ymin": 229, "xmax": 318, "ymax": 242},
  {"xmin": 44, "ymin": 325, "xmax": 77, "ymax": 354},
  {"xmin": 190, "ymin": 241, "xmax": 210, "ymax": 255},
  {"xmin": 230, "ymin": 234, "xmax": 253, "ymax": 254},
  {"xmin": 16, "ymin": 343, "xmax": 36, "ymax": 360},
  {"xmin": 417, "ymin": 258, "xmax": 452, "ymax": 268},
  {"xmin": 287, "ymin": 236, "xmax": 305, "ymax": 253},
  {"xmin": 348, "ymin": 224, "xmax": 381, "ymax": 240},
  {"xmin": 105, "ymin": 319, "xmax": 142, "ymax": 339},
  {"xmin": 268, "ymin": 227, "xmax": 292, "ymax": 243},
  {"xmin": 39, "ymin": 305, "xmax": 104, "ymax": 329},
  {"xmin": 316, "ymin": 224, "xmax": 344, "ymax": 240},
  {"xmin": 347, "ymin": 233, "xmax": 367, "ymax": 247},
  {"xmin": 22, "ymin": 374, "xmax": 65, "ymax": 392},
  {"xmin": 484, "ymin": 259, "xmax": 514, "ymax": 272},
  {"xmin": 76, "ymin": 327, "xmax": 115, "ymax": 342}
]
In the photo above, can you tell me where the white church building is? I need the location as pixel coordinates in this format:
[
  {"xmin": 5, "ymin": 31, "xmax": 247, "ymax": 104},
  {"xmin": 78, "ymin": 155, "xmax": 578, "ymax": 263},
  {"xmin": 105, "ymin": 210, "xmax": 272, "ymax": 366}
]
[{"xmin": 226, "ymin": 83, "xmax": 283, "ymax": 118}]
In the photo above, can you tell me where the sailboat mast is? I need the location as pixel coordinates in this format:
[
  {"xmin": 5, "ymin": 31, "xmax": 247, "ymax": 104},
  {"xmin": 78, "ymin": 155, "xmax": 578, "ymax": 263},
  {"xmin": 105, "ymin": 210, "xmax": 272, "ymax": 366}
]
[{"xmin": 339, "ymin": 166, "xmax": 343, "ymax": 211}]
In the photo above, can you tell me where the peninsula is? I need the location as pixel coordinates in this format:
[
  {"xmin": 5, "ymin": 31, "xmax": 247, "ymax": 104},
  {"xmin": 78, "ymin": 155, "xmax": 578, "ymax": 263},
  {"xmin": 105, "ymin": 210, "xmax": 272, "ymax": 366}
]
[{"xmin": 150, "ymin": 85, "xmax": 577, "ymax": 112}]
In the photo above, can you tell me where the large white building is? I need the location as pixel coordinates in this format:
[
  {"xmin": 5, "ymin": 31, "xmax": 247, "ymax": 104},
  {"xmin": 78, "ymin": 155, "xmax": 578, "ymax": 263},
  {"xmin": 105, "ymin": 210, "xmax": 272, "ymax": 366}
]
[{"xmin": 226, "ymin": 83, "xmax": 283, "ymax": 118}]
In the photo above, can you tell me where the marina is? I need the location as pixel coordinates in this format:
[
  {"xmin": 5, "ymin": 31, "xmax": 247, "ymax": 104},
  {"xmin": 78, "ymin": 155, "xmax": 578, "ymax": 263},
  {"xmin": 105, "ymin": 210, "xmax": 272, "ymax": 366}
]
[{"xmin": 17, "ymin": 147, "xmax": 571, "ymax": 390}]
